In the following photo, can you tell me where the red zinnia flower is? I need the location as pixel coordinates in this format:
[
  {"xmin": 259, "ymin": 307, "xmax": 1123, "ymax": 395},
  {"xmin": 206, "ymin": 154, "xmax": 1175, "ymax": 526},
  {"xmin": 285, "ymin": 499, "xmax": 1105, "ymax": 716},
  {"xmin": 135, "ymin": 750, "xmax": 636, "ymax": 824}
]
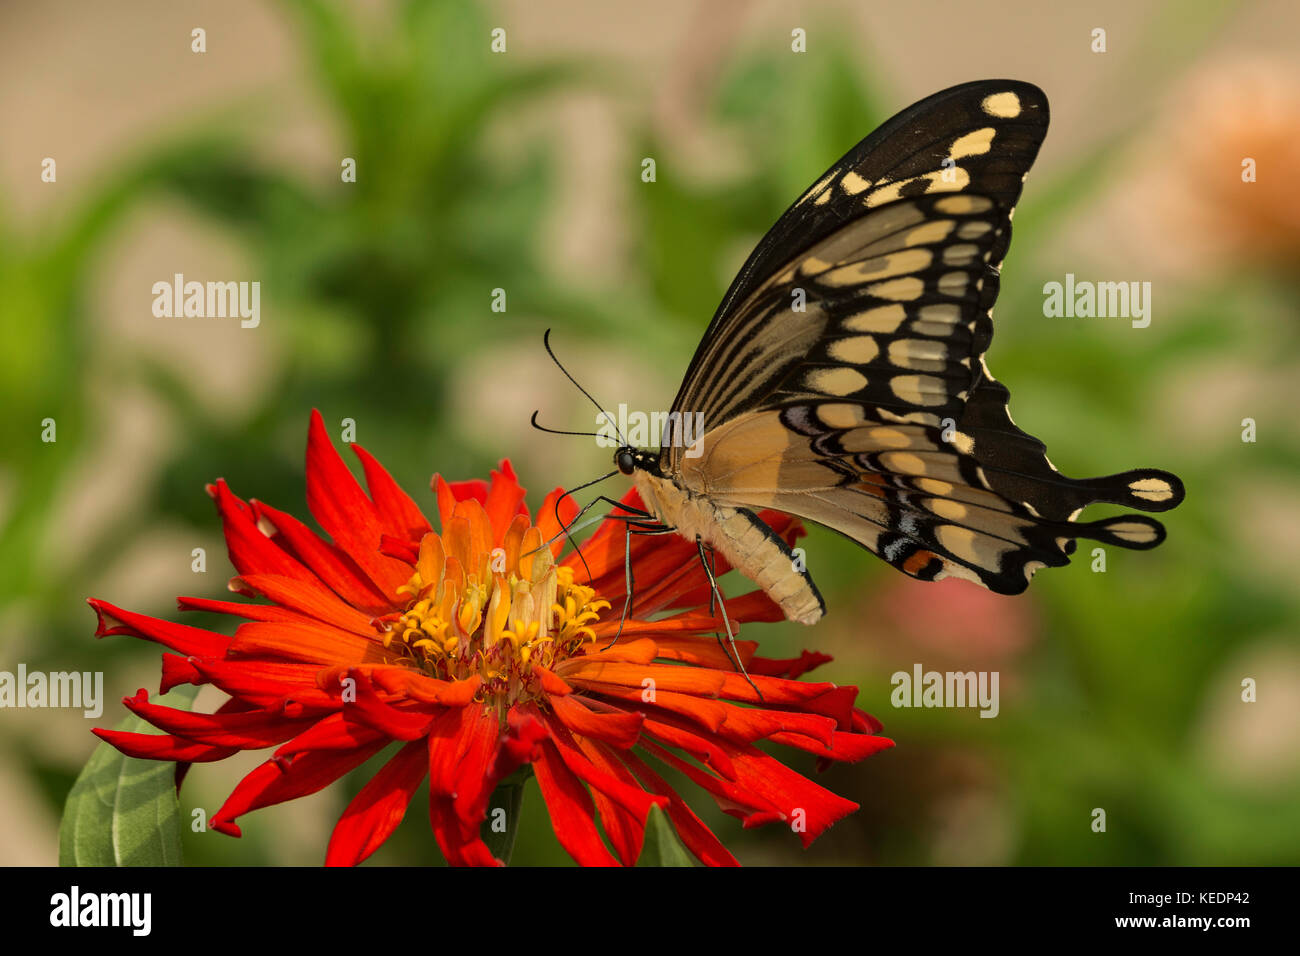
[{"xmin": 88, "ymin": 411, "xmax": 893, "ymax": 866}]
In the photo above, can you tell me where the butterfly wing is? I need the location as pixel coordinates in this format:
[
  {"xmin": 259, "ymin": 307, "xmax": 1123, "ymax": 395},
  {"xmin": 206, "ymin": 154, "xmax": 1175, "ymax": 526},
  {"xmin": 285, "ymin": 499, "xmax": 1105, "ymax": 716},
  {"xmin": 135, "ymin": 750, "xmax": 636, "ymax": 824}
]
[
  {"xmin": 666, "ymin": 79, "xmax": 1050, "ymax": 444},
  {"xmin": 676, "ymin": 408, "xmax": 1179, "ymax": 593},
  {"xmin": 663, "ymin": 79, "xmax": 1184, "ymax": 594}
]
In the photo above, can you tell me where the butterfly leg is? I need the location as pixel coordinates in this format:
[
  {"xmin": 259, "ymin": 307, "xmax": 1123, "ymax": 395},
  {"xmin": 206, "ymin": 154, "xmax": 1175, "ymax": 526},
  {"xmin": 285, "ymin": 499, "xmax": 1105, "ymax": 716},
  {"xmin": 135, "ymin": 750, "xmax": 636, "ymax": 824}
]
[
  {"xmin": 532, "ymin": 495, "xmax": 657, "ymax": 581},
  {"xmin": 695, "ymin": 535, "xmax": 762, "ymax": 702},
  {"xmin": 701, "ymin": 542, "xmax": 719, "ymax": 617},
  {"xmin": 601, "ymin": 518, "xmax": 675, "ymax": 649}
]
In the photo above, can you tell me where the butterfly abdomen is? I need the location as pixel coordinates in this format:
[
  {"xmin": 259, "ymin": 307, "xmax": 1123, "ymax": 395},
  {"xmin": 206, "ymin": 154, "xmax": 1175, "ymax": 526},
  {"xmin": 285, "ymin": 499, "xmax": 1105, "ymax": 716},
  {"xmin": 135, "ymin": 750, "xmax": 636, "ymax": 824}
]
[{"xmin": 632, "ymin": 470, "xmax": 825, "ymax": 625}]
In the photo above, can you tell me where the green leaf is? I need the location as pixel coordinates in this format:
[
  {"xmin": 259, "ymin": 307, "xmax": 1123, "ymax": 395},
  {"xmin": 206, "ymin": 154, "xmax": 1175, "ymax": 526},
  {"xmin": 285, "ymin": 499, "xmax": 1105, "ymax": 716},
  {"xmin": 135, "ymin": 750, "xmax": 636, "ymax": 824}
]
[
  {"xmin": 59, "ymin": 685, "xmax": 198, "ymax": 866},
  {"xmin": 637, "ymin": 805, "xmax": 694, "ymax": 867},
  {"xmin": 480, "ymin": 773, "xmax": 529, "ymax": 865}
]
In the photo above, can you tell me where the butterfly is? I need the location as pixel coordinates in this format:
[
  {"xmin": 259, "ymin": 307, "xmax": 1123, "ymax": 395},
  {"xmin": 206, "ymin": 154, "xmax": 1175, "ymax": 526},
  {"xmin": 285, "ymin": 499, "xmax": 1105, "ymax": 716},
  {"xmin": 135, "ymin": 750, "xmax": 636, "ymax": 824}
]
[{"xmin": 551, "ymin": 79, "xmax": 1184, "ymax": 630}]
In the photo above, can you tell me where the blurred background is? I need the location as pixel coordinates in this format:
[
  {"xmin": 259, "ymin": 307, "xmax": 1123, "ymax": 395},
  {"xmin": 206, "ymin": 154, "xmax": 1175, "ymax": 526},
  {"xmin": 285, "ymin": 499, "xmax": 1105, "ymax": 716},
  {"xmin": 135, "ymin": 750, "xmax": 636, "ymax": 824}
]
[{"xmin": 2, "ymin": 0, "xmax": 1298, "ymax": 866}]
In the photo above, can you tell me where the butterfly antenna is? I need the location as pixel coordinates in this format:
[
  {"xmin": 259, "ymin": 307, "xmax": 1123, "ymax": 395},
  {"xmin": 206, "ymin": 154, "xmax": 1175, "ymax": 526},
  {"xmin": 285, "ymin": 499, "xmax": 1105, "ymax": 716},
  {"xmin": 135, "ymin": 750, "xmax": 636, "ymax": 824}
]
[
  {"xmin": 529, "ymin": 410, "xmax": 603, "ymax": 439},
  {"xmin": 542, "ymin": 328, "xmax": 627, "ymax": 445}
]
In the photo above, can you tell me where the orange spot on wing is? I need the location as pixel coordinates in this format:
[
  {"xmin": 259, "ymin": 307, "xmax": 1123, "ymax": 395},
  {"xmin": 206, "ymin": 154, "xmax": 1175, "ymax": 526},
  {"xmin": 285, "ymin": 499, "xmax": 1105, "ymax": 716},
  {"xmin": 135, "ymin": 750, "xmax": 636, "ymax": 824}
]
[
  {"xmin": 856, "ymin": 473, "xmax": 889, "ymax": 498},
  {"xmin": 903, "ymin": 550, "xmax": 938, "ymax": 575}
]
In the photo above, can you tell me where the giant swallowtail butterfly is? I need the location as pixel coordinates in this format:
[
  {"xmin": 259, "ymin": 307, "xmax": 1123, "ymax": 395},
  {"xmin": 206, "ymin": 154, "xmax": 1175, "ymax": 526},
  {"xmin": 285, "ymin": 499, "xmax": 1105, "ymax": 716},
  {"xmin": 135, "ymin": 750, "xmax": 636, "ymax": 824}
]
[{"xmin": 565, "ymin": 80, "xmax": 1184, "ymax": 629}]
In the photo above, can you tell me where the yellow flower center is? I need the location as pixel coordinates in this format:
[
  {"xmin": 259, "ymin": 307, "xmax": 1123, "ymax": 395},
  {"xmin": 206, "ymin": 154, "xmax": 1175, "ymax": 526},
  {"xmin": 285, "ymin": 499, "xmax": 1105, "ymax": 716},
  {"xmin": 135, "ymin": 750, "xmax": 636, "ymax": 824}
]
[{"xmin": 379, "ymin": 523, "xmax": 609, "ymax": 708}]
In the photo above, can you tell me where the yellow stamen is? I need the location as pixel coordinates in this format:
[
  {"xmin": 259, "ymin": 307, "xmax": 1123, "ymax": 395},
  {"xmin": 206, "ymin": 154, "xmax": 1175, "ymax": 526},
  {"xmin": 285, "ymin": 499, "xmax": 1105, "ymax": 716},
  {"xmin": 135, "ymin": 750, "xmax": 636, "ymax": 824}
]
[{"xmin": 376, "ymin": 530, "xmax": 608, "ymax": 708}]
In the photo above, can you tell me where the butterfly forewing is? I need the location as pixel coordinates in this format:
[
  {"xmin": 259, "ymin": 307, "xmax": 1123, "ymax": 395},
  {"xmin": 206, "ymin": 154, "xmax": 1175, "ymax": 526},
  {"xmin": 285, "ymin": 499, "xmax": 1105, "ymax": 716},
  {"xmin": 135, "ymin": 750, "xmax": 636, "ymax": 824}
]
[
  {"xmin": 665, "ymin": 79, "xmax": 1185, "ymax": 595},
  {"xmin": 668, "ymin": 80, "xmax": 1046, "ymax": 450}
]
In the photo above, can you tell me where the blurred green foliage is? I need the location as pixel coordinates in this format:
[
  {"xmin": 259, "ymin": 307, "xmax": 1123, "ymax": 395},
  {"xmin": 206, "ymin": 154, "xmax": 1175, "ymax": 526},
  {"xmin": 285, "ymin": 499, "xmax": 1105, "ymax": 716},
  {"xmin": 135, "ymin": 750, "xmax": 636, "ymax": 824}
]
[{"xmin": 4, "ymin": 0, "xmax": 1296, "ymax": 866}]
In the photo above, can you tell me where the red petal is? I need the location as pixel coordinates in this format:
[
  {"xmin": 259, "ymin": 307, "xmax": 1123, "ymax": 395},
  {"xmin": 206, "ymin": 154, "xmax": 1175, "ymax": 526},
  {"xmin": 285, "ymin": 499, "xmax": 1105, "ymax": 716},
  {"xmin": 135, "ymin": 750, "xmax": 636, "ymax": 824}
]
[
  {"xmin": 428, "ymin": 796, "xmax": 501, "ymax": 866},
  {"xmin": 361, "ymin": 668, "xmax": 481, "ymax": 706},
  {"xmin": 494, "ymin": 708, "xmax": 548, "ymax": 777},
  {"xmin": 531, "ymin": 739, "xmax": 619, "ymax": 866},
  {"xmin": 575, "ymin": 679, "xmax": 730, "ymax": 733},
  {"xmin": 572, "ymin": 736, "xmax": 648, "ymax": 865},
  {"xmin": 379, "ymin": 534, "xmax": 420, "ymax": 564},
  {"xmin": 340, "ymin": 671, "xmax": 437, "ymax": 741},
  {"xmin": 641, "ymin": 717, "xmax": 736, "ymax": 779},
  {"xmin": 425, "ymin": 706, "xmax": 472, "ymax": 800},
  {"xmin": 93, "ymin": 728, "xmax": 237, "ymax": 763},
  {"xmin": 159, "ymin": 653, "xmax": 203, "ymax": 693},
  {"xmin": 212, "ymin": 741, "xmax": 388, "ymax": 837},
  {"xmin": 210, "ymin": 479, "xmax": 316, "ymax": 584},
  {"xmin": 176, "ymin": 595, "xmax": 301, "ymax": 625},
  {"xmin": 325, "ymin": 739, "xmax": 428, "ymax": 866},
  {"xmin": 231, "ymin": 574, "xmax": 379, "ymax": 636},
  {"xmin": 433, "ymin": 474, "xmax": 485, "ymax": 532},
  {"xmin": 352, "ymin": 443, "xmax": 433, "ymax": 542},
  {"xmin": 534, "ymin": 487, "xmax": 580, "ymax": 559},
  {"xmin": 541, "ymin": 711, "xmax": 665, "ymax": 823},
  {"xmin": 531, "ymin": 665, "xmax": 572, "ymax": 697},
  {"xmin": 549, "ymin": 693, "xmax": 643, "ymax": 748},
  {"xmin": 423, "ymin": 707, "xmax": 509, "ymax": 867},
  {"xmin": 557, "ymin": 660, "xmax": 726, "ymax": 697},
  {"xmin": 273, "ymin": 712, "xmax": 385, "ymax": 756},
  {"xmin": 747, "ymin": 649, "xmax": 834, "ymax": 679},
  {"xmin": 619, "ymin": 749, "xmax": 738, "ymax": 866},
  {"xmin": 227, "ymin": 620, "xmax": 386, "ymax": 667},
  {"xmin": 448, "ymin": 707, "xmax": 504, "ymax": 829},
  {"xmin": 767, "ymin": 729, "xmax": 896, "ymax": 762},
  {"xmin": 188, "ymin": 658, "xmax": 336, "ymax": 712},
  {"xmin": 852, "ymin": 707, "xmax": 885, "ymax": 734},
  {"xmin": 252, "ymin": 500, "xmax": 392, "ymax": 613},
  {"xmin": 88, "ymin": 599, "xmax": 226, "ymax": 657},
  {"xmin": 122, "ymin": 689, "xmax": 314, "ymax": 748},
  {"xmin": 482, "ymin": 461, "xmax": 528, "ymax": 544},
  {"xmin": 641, "ymin": 734, "xmax": 860, "ymax": 847},
  {"xmin": 305, "ymin": 410, "xmax": 411, "ymax": 600}
]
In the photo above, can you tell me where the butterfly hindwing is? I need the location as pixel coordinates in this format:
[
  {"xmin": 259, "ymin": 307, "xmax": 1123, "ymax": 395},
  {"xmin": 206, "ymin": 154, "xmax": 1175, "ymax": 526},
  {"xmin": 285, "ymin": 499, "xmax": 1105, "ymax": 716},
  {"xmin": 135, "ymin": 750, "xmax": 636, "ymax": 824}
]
[
  {"xmin": 664, "ymin": 79, "xmax": 1185, "ymax": 595},
  {"xmin": 678, "ymin": 407, "xmax": 1181, "ymax": 594}
]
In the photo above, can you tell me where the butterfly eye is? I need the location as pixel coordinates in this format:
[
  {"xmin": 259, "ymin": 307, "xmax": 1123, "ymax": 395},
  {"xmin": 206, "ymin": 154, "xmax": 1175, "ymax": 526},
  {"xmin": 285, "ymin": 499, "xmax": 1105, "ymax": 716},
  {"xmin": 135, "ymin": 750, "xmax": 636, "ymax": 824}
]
[{"xmin": 616, "ymin": 449, "xmax": 636, "ymax": 475}]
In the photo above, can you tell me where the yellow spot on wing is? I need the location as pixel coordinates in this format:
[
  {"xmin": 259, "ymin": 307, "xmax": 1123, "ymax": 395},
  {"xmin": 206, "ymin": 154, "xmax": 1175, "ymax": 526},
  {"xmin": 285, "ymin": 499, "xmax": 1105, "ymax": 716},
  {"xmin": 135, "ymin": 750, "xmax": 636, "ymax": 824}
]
[
  {"xmin": 842, "ymin": 427, "xmax": 912, "ymax": 452},
  {"xmin": 817, "ymin": 403, "xmax": 867, "ymax": 429},
  {"xmin": 938, "ymin": 271, "xmax": 968, "ymax": 295},
  {"xmin": 948, "ymin": 431, "xmax": 974, "ymax": 454},
  {"xmin": 824, "ymin": 248, "xmax": 932, "ymax": 285},
  {"xmin": 1128, "ymin": 478, "xmax": 1174, "ymax": 502},
  {"xmin": 930, "ymin": 498, "xmax": 968, "ymax": 520},
  {"xmin": 844, "ymin": 304, "xmax": 906, "ymax": 333},
  {"xmin": 957, "ymin": 220, "xmax": 993, "ymax": 239},
  {"xmin": 943, "ymin": 243, "xmax": 981, "ymax": 266},
  {"xmin": 891, "ymin": 374, "xmax": 949, "ymax": 406},
  {"xmin": 919, "ymin": 303, "xmax": 962, "ymax": 324},
  {"xmin": 865, "ymin": 168, "xmax": 971, "ymax": 208},
  {"xmin": 950, "ymin": 127, "xmax": 996, "ymax": 159},
  {"xmin": 868, "ymin": 276, "xmax": 924, "ymax": 301},
  {"xmin": 841, "ymin": 171, "xmax": 871, "ymax": 194},
  {"xmin": 903, "ymin": 220, "xmax": 957, "ymax": 246},
  {"xmin": 934, "ymin": 195, "xmax": 994, "ymax": 215},
  {"xmin": 936, "ymin": 524, "xmax": 1005, "ymax": 566},
  {"xmin": 981, "ymin": 91, "xmax": 1022, "ymax": 118},
  {"xmin": 882, "ymin": 451, "xmax": 926, "ymax": 475},
  {"xmin": 806, "ymin": 367, "xmax": 868, "ymax": 396},
  {"xmin": 917, "ymin": 477, "xmax": 954, "ymax": 496},
  {"xmin": 1105, "ymin": 521, "xmax": 1159, "ymax": 544},
  {"xmin": 828, "ymin": 335, "xmax": 881, "ymax": 364},
  {"xmin": 888, "ymin": 338, "xmax": 948, "ymax": 372}
]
